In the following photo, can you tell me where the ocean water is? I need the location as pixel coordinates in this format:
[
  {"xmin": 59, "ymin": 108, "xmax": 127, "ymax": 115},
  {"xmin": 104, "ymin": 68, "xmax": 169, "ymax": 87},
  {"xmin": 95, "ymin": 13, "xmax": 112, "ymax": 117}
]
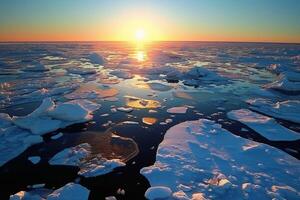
[{"xmin": 0, "ymin": 42, "xmax": 300, "ymax": 199}]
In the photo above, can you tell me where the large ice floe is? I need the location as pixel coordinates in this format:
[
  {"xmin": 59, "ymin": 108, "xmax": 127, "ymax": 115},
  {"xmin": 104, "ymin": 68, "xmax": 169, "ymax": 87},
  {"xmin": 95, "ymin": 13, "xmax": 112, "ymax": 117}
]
[
  {"xmin": 0, "ymin": 98, "xmax": 100, "ymax": 167},
  {"xmin": 227, "ymin": 109, "xmax": 300, "ymax": 141},
  {"xmin": 49, "ymin": 143, "xmax": 125, "ymax": 178},
  {"xmin": 9, "ymin": 182, "xmax": 90, "ymax": 200},
  {"xmin": 247, "ymin": 98, "xmax": 300, "ymax": 124},
  {"xmin": 141, "ymin": 119, "xmax": 300, "ymax": 200}
]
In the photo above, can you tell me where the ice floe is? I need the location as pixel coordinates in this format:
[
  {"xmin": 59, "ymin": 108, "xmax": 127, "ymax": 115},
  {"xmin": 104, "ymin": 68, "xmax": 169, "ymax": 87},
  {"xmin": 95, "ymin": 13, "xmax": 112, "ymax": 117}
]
[
  {"xmin": 28, "ymin": 156, "xmax": 41, "ymax": 164},
  {"xmin": 51, "ymin": 132, "xmax": 63, "ymax": 140},
  {"xmin": 141, "ymin": 119, "xmax": 300, "ymax": 199},
  {"xmin": 247, "ymin": 98, "xmax": 300, "ymax": 124},
  {"xmin": 0, "ymin": 126, "xmax": 43, "ymax": 167},
  {"xmin": 227, "ymin": 109, "xmax": 300, "ymax": 141},
  {"xmin": 12, "ymin": 98, "xmax": 100, "ymax": 135},
  {"xmin": 0, "ymin": 98, "xmax": 100, "ymax": 166},
  {"xmin": 264, "ymin": 71, "xmax": 300, "ymax": 93},
  {"xmin": 182, "ymin": 66, "xmax": 227, "ymax": 86},
  {"xmin": 116, "ymin": 107, "xmax": 133, "ymax": 113},
  {"xmin": 9, "ymin": 183, "xmax": 89, "ymax": 200},
  {"xmin": 49, "ymin": 143, "xmax": 92, "ymax": 166},
  {"xmin": 148, "ymin": 82, "xmax": 172, "ymax": 91},
  {"xmin": 47, "ymin": 183, "xmax": 90, "ymax": 200},
  {"xmin": 88, "ymin": 52, "xmax": 105, "ymax": 65},
  {"xmin": 145, "ymin": 186, "xmax": 172, "ymax": 200},
  {"xmin": 49, "ymin": 143, "xmax": 126, "ymax": 178},
  {"xmin": 110, "ymin": 69, "xmax": 133, "ymax": 79},
  {"xmin": 167, "ymin": 106, "xmax": 188, "ymax": 114}
]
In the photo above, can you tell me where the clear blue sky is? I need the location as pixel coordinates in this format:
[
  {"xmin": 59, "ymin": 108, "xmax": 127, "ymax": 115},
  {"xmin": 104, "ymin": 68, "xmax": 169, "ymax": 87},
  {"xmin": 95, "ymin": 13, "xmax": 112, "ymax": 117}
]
[{"xmin": 0, "ymin": 0, "xmax": 300, "ymax": 42}]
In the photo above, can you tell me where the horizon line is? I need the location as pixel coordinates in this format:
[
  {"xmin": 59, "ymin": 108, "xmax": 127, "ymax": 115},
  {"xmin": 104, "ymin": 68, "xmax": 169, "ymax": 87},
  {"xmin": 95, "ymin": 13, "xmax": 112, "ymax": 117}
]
[{"xmin": 0, "ymin": 40, "xmax": 299, "ymax": 45}]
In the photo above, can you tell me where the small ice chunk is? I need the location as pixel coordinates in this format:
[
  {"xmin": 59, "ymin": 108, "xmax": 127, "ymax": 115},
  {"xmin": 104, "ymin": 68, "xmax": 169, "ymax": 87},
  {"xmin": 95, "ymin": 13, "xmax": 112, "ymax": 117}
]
[
  {"xmin": 148, "ymin": 82, "xmax": 172, "ymax": 91},
  {"xmin": 28, "ymin": 156, "xmax": 41, "ymax": 164},
  {"xmin": 145, "ymin": 186, "xmax": 172, "ymax": 200},
  {"xmin": 167, "ymin": 106, "xmax": 188, "ymax": 114},
  {"xmin": 105, "ymin": 196, "xmax": 117, "ymax": 200},
  {"xmin": 88, "ymin": 52, "xmax": 105, "ymax": 65},
  {"xmin": 78, "ymin": 157, "xmax": 125, "ymax": 178},
  {"xmin": 110, "ymin": 70, "xmax": 133, "ymax": 79},
  {"xmin": 51, "ymin": 132, "xmax": 63, "ymax": 140},
  {"xmin": 9, "ymin": 191, "xmax": 43, "ymax": 200},
  {"xmin": 117, "ymin": 107, "xmax": 133, "ymax": 113}
]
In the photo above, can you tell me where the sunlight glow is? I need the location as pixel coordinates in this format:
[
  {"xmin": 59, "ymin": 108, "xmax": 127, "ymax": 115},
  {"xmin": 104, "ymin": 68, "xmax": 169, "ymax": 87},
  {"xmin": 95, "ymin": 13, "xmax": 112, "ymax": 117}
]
[{"xmin": 135, "ymin": 29, "xmax": 145, "ymax": 41}]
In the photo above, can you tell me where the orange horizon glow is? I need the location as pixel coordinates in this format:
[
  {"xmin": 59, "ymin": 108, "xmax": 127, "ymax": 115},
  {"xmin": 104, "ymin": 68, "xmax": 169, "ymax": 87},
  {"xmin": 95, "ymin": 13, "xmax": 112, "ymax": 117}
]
[{"xmin": 1, "ymin": 1, "xmax": 300, "ymax": 43}]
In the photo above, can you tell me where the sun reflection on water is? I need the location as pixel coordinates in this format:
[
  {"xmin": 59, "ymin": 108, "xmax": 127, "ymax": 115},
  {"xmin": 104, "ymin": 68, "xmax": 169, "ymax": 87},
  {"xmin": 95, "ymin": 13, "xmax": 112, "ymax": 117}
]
[{"xmin": 136, "ymin": 50, "xmax": 146, "ymax": 62}]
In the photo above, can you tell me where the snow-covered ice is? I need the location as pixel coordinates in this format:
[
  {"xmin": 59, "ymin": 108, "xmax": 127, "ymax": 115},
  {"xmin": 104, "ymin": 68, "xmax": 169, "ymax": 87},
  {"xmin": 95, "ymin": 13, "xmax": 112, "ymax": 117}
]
[
  {"xmin": 227, "ymin": 109, "xmax": 300, "ymax": 141},
  {"xmin": 49, "ymin": 143, "xmax": 126, "ymax": 177},
  {"xmin": 141, "ymin": 119, "xmax": 300, "ymax": 199},
  {"xmin": 247, "ymin": 98, "xmax": 300, "ymax": 124},
  {"xmin": 49, "ymin": 143, "xmax": 92, "ymax": 166},
  {"xmin": 47, "ymin": 183, "xmax": 90, "ymax": 200},
  {"xmin": 167, "ymin": 106, "xmax": 188, "ymax": 114}
]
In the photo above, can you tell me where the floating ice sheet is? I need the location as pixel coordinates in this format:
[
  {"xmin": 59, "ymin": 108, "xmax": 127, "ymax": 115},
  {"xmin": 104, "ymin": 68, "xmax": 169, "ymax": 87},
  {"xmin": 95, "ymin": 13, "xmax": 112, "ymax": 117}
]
[{"xmin": 141, "ymin": 119, "xmax": 300, "ymax": 199}]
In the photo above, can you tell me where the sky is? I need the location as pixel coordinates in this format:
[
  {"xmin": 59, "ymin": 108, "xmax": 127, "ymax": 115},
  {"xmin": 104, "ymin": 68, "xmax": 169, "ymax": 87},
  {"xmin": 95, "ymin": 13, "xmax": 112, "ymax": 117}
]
[{"xmin": 0, "ymin": 0, "xmax": 300, "ymax": 43}]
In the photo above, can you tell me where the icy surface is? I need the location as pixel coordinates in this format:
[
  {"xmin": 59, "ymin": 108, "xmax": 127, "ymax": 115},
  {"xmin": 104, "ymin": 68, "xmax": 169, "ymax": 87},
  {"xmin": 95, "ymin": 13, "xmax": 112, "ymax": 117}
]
[
  {"xmin": 141, "ymin": 119, "xmax": 300, "ymax": 199},
  {"xmin": 49, "ymin": 143, "xmax": 126, "ymax": 177},
  {"xmin": 247, "ymin": 98, "xmax": 300, "ymax": 124},
  {"xmin": 28, "ymin": 156, "xmax": 41, "ymax": 165},
  {"xmin": 49, "ymin": 143, "xmax": 92, "ymax": 166},
  {"xmin": 12, "ymin": 98, "xmax": 100, "ymax": 135},
  {"xmin": 227, "ymin": 109, "xmax": 300, "ymax": 141},
  {"xmin": 0, "ymin": 126, "xmax": 43, "ymax": 167},
  {"xmin": 47, "ymin": 183, "xmax": 90, "ymax": 200},
  {"xmin": 144, "ymin": 186, "xmax": 172, "ymax": 200},
  {"xmin": 167, "ymin": 106, "xmax": 188, "ymax": 114}
]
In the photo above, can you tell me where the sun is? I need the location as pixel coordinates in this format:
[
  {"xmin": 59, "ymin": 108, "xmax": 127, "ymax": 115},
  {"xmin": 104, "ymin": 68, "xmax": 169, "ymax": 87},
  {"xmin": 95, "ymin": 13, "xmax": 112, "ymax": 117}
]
[{"xmin": 135, "ymin": 29, "xmax": 145, "ymax": 41}]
